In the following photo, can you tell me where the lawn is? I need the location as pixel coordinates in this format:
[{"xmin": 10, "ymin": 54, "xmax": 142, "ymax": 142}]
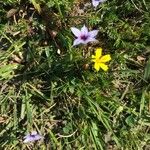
[{"xmin": 0, "ymin": 0, "xmax": 150, "ymax": 149}]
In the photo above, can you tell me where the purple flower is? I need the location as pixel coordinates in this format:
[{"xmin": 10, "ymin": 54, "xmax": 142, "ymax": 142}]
[
  {"xmin": 71, "ymin": 25, "xmax": 98, "ymax": 46},
  {"xmin": 92, "ymin": 0, "xmax": 106, "ymax": 7},
  {"xmin": 23, "ymin": 131, "xmax": 43, "ymax": 143}
]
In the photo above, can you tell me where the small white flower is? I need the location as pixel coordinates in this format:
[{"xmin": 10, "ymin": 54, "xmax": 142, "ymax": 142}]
[
  {"xmin": 92, "ymin": 0, "xmax": 106, "ymax": 7},
  {"xmin": 71, "ymin": 25, "xmax": 99, "ymax": 46}
]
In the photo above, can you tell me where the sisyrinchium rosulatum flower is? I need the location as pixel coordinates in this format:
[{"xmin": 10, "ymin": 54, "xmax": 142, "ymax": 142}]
[
  {"xmin": 71, "ymin": 25, "xmax": 99, "ymax": 46},
  {"xmin": 91, "ymin": 48, "xmax": 111, "ymax": 71},
  {"xmin": 23, "ymin": 131, "xmax": 43, "ymax": 143},
  {"xmin": 92, "ymin": 0, "xmax": 106, "ymax": 7}
]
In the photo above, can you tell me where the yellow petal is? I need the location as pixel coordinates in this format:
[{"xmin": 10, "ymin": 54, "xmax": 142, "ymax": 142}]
[
  {"xmin": 100, "ymin": 55, "xmax": 111, "ymax": 62},
  {"xmin": 92, "ymin": 55, "xmax": 96, "ymax": 59},
  {"xmin": 99, "ymin": 63, "xmax": 109, "ymax": 71},
  {"xmin": 94, "ymin": 62, "xmax": 100, "ymax": 71},
  {"xmin": 95, "ymin": 48, "xmax": 102, "ymax": 58},
  {"xmin": 91, "ymin": 55, "xmax": 96, "ymax": 62}
]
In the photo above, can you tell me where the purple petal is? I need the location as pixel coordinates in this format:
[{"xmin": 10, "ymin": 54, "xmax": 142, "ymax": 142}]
[
  {"xmin": 23, "ymin": 137, "xmax": 35, "ymax": 143},
  {"xmin": 33, "ymin": 135, "xmax": 43, "ymax": 141},
  {"xmin": 92, "ymin": 0, "xmax": 106, "ymax": 7},
  {"xmin": 92, "ymin": 0, "xmax": 100, "ymax": 7},
  {"xmin": 89, "ymin": 30, "xmax": 99, "ymax": 38},
  {"xmin": 23, "ymin": 135, "xmax": 43, "ymax": 143},
  {"xmin": 73, "ymin": 39, "xmax": 82, "ymax": 46},
  {"xmin": 81, "ymin": 25, "xmax": 88, "ymax": 36},
  {"xmin": 85, "ymin": 37, "xmax": 98, "ymax": 43},
  {"xmin": 71, "ymin": 27, "xmax": 81, "ymax": 37},
  {"xmin": 23, "ymin": 132, "xmax": 43, "ymax": 143}
]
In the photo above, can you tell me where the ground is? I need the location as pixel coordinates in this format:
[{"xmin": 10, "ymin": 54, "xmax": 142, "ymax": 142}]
[{"xmin": 0, "ymin": 0, "xmax": 150, "ymax": 149}]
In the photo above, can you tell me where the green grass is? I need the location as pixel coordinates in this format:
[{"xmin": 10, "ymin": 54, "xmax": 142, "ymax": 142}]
[{"xmin": 0, "ymin": 0, "xmax": 150, "ymax": 149}]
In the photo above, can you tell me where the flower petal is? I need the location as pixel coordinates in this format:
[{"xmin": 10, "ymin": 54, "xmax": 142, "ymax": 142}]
[
  {"xmin": 89, "ymin": 30, "xmax": 99, "ymax": 38},
  {"xmin": 71, "ymin": 27, "xmax": 81, "ymax": 37},
  {"xmin": 23, "ymin": 131, "xmax": 43, "ymax": 143},
  {"xmin": 94, "ymin": 62, "xmax": 100, "ymax": 71},
  {"xmin": 23, "ymin": 135, "xmax": 43, "ymax": 143},
  {"xmin": 92, "ymin": 0, "xmax": 106, "ymax": 7},
  {"xmin": 34, "ymin": 135, "xmax": 43, "ymax": 141},
  {"xmin": 99, "ymin": 63, "xmax": 108, "ymax": 71},
  {"xmin": 73, "ymin": 39, "xmax": 82, "ymax": 46},
  {"xmin": 100, "ymin": 54, "xmax": 111, "ymax": 62},
  {"xmin": 81, "ymin": 25, "xmax": 88, "ymax": 36},
  {"xmin": 95, "ymin": 48, "xmax": 102, "ymax": 58},
  {"xmin": 23, "ymin": 137, "xmax": 34, "ymax": 143},
  {"xmin": 86, "ymin": 37, "xmax": 97, "ymax": 43},
  {"xmin": 92, "ymin": 0, "xmax": 100, "ymax": 7},
  {"xmin": 92, "ymin": 55, "xmax": 96, "ymax": 59}
]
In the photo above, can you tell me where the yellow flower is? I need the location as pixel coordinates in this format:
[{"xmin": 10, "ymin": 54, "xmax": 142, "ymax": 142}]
[{"xmin": 92, "ymin": 48, "xmax": 111, "ymax": 71}]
